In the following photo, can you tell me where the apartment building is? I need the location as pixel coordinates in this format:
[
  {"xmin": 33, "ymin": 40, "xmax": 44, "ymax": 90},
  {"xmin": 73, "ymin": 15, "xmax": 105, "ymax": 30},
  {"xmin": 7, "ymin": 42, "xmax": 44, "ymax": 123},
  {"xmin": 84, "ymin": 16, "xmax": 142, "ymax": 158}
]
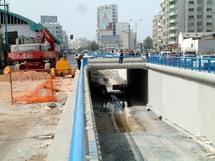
[
  {"xmin": 40, "ymin": 15, "xmax": 63, "ymax": 40},
  {"xmin": 152, "ymin": 14, "xmax": 162, "ymax": 51},
  {"xmin": 154, "ymin": 0, "xmax": 215, "ymax": 51},
  {"xmin": 96, "ymin": 4, "xmax": 119, "ymax": 49}
]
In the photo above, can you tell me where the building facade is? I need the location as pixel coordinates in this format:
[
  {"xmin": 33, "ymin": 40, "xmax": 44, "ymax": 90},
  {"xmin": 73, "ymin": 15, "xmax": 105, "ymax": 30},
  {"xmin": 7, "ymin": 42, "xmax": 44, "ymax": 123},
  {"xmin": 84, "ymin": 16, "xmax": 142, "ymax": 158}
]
[
  {"xmin": 0, "ymin": 9, "xmax": 42, "ymax": 67},
  {"xmin": 154, "ymin": 0, "xmax": 215, "ymax": 51},
  {"xmin": 152, "ymin": 14, "xmax": 162, "ymax": 51},
  {"xmin": 40, "ymin": 15, "xmax": 63, "ymax": 40},
  {"xmin": 62, "ymin": 31, "xmax": 69, "ymax": 50},
  {"xmin": 116, "ymin": 22, "xmax": 134, "ymax": 50},
  {"xmin": 96, "ymin": 4, "xmax": 118, "ymax": 50}
]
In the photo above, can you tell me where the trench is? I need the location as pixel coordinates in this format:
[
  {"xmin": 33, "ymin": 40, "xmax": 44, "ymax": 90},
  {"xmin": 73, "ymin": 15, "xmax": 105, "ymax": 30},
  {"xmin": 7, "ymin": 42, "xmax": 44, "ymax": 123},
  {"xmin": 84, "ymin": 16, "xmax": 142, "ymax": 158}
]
[{"xmin": 89, "ymin": 69, "xmax": 143, "ymax": 161}]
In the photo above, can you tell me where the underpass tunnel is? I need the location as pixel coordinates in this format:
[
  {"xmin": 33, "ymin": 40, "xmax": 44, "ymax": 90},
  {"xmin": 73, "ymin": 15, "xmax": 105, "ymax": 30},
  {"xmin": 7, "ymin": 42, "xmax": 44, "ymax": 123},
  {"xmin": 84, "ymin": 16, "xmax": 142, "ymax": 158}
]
[
  {"xmin": 88, "ymin": 68, "xmax": 148, "ymax": 109},
  {"xmin": 127, "ymin": 69, "xmax": 148, "ymax": 106}
]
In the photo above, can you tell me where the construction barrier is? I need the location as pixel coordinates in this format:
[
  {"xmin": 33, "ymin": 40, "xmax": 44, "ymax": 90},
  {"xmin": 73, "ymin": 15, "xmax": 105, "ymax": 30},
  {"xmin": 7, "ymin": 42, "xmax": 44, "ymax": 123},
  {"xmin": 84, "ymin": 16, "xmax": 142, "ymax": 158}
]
[{"xmin": 7, "ymin": 69, "xmax": 56, "ymax": 104}]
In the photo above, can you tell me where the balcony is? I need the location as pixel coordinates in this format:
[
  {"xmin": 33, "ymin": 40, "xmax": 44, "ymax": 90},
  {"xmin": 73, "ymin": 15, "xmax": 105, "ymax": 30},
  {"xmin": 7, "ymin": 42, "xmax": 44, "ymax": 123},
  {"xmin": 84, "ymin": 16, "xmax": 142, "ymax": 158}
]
[
  {"xmin": 169, "ymin": 33, "xmax": 177, "ymax": 38},
  {"xmin": 169, "ymin": 4, "xmax": 177, "ymax": 10},
  {"xmin": 169, "ymin": 26, "xmax": 177, "ymax": 30},
  {"xmin": 169, "ymin": 19, "xmax": 177, "ymax": 23},
  {"xmin": 168, "ymin": 40, "xmax": 177, "ymax": 45},
  {"xmin": 169, "ymin": 11, "xmax": 177, "ymax": 16}
]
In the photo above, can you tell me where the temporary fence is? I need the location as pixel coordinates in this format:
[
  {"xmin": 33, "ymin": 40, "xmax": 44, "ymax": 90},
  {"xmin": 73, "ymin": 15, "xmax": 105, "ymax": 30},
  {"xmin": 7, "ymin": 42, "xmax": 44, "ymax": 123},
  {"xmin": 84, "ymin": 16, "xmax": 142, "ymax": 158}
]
[{"xmin": 7, "ymin": 69, "xmax": 56, "ymax": 104}]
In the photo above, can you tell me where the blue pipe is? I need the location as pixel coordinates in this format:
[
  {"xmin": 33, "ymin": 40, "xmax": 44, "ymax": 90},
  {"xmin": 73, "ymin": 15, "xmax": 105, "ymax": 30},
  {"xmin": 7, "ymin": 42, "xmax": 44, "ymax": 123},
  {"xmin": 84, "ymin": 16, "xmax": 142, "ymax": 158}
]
[{"xmin": 69, "ymin": 60, "xmax": 86, "ymax": 161}]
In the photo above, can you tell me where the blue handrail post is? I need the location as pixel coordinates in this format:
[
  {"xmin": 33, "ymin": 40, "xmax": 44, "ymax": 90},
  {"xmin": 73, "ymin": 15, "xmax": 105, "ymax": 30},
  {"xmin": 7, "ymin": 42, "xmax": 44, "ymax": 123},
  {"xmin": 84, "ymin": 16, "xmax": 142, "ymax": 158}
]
[
  {"xmin": 191, "ymin": 59, "xmax": 194, "ymax": 70},
  {"xmin": 208, "ymin": 59, "xmax": 211, "ymax": 73},
  {"xmin": 199, "ymin": 58, "xmax": 201, "ymax": 71},
  {"xmin": 178, "ymin": 57, "xmax": 181, "ymax": 68},
  {"xmin": 184, "ymin": 58, "xmax": 187, "ymax": 69}
]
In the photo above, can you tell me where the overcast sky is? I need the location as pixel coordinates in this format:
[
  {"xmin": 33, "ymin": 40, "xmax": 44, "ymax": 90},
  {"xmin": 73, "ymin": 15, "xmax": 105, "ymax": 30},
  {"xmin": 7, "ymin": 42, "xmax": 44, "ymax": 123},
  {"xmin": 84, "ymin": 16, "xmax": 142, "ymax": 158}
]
[{"xmin": 6, "ymin": 0, "xmax": 160, "ymax": 41}]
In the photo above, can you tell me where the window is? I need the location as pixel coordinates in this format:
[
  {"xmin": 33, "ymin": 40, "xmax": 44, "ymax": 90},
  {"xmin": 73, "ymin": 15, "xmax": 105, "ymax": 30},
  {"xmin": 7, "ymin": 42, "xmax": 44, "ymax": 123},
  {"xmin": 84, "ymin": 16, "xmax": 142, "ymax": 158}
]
[
  {"xmin": 197, "ymin": 0, "xmax": 202, "ymax": 3},
  {"xmin": 189, "ymin": 15, "xmax": 194, "ymax": 18},
  {"xmin": 207, "ymin": 0, "xmax": 212, "ymax": 4},
  {"xmin": 207, "ymin": 15, "xmax": 212, "ymax": 18},
  {"xmin": 206, "ymin": 22, "xmax": 212, "ymax": 25},
  {"xmin": 189, "ymin": 22, "xmax": 194, "ymax": 26},
  {"xmin": 189, "ymin": 8, "xmax": 194, "ymax": 11},
  {"xmin": 197, "ymin": 22, "xmax": 202, "ymax": 25},
  {"xmin": 189, "ymin": 1, "xmax": 194, "ymax": 4},
  {"xmin": 207, "ymin": 8, "xmax": 212, "ymax": 11},
  {"xmin": 197, "ymin": 15, "xmax": 202, "ymax": 18},
  {"xmin": 197, "ymin": 7, "xmax": 202, "ymax": 11},
  {"xmin": 206, "ymin": 30, "xmax": 212, "ymax": 32}
]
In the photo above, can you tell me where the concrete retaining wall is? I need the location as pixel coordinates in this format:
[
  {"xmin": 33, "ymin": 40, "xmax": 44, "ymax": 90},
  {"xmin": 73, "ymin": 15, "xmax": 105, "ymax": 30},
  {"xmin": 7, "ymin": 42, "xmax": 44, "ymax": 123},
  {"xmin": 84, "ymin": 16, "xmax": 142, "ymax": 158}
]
[{"xmin": 146, "ymin": 64, "xmax": 215, "ymax": 145}]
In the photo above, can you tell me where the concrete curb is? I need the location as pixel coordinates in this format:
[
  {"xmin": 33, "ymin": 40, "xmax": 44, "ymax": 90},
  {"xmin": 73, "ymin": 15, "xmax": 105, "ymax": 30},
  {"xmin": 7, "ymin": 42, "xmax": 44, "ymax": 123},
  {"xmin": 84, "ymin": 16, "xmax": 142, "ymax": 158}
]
[{"xmin": 46, "ymin": 71, "xmax": 79, "ymax": 161}]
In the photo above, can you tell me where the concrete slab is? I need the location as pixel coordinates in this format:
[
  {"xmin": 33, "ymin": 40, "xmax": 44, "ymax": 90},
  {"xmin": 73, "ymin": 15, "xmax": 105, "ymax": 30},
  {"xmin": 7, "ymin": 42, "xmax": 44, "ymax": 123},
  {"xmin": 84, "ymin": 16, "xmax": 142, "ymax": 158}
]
[{"xmin": 126, "ymin": 106, "xmax": 215, "ymax": 161}]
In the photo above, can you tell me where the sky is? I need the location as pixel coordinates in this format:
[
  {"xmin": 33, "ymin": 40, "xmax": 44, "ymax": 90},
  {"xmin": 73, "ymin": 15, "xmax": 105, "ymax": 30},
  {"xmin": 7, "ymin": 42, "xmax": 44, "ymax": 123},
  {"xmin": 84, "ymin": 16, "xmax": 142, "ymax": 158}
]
[{"xmin": 5, "ymin": 0, "xmax": 160, "ymax": 41}]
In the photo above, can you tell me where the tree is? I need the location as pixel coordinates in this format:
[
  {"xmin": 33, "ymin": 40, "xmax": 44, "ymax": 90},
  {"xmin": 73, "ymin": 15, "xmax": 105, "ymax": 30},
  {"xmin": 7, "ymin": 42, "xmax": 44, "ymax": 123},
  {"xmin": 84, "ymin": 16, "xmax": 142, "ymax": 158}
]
[
  {"xmin": 89, "ymin": 41, "xmax": 98, "ymax": 51},
  {"xmin": 143, "ymin": 36, "xmax": 153, "ymax": 52}
]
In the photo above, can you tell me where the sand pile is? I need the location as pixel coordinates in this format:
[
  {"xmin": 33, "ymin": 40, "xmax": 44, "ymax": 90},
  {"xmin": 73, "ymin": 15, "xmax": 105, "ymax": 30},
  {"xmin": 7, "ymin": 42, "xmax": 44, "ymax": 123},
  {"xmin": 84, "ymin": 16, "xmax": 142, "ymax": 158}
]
[{"xmin": 0, "ymin": 70, "xmax": 51, "ymax": 81}]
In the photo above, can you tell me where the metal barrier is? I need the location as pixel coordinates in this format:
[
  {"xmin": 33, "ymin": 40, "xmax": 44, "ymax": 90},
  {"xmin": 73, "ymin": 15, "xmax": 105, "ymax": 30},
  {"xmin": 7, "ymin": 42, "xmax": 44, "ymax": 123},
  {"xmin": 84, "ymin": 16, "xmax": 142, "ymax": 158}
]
[
  {"xmin": 147, "ymin": 56, "xmax": 215, "ymax": 73},
  {"xmin": 68, "ymin": 59, "xmax": 87, "ymax": 161}
]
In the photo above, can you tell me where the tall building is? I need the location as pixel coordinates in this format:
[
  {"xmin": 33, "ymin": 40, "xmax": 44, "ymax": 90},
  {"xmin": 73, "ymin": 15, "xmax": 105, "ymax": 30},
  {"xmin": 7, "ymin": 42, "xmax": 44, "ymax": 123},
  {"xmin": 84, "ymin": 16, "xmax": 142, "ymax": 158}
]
[
  {"xmin": 156, "ymin": 0, "xmax": 215, "ymax": 51},
  {"xmin": 152, "ymin": 14, "xmax": 162, "ymax": 51},
  {"xmin": 40, "ymin": 15, "xmax": 63, "ymax": 40},
  {"xmin": 97, "ymin": 4, "xmax": 119, "ymax": 50},
  {"xmin": 41, "ymin": 15, "xmax": 57, "ymax": 23},
  {"xmin": 62, "ymin": 31, "xmax": 69, "ymax": 50},
  {"xmin": 116, "ymin": 22, "xmax": 135, "ymax": 50}
]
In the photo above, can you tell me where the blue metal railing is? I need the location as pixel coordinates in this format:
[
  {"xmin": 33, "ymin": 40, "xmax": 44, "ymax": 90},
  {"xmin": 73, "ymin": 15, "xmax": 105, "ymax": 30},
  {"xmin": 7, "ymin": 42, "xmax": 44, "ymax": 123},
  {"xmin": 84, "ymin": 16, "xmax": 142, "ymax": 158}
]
[
  {"xmin": 68, "ymin": 58, "xmax": 88, "ymax": 161},
  {"xmin": 147, "ymin": 56, "xmax": 215, "ymax": 73}
]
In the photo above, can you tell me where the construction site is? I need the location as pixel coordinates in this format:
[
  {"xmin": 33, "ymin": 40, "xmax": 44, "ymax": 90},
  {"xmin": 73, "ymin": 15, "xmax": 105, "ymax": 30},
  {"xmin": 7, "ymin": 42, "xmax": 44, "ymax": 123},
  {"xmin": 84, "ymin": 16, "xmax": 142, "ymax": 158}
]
[{"xmin": 0, "ymin": 60, "xmax": 77, "ymax": 161}]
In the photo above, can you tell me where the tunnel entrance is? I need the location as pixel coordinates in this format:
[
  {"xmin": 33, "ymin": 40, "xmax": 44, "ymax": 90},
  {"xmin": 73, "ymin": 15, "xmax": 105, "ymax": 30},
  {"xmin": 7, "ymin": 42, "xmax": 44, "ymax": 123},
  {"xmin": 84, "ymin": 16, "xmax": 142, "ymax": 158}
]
[{"xmin": 88, "ymin": 69, "xmax": 147, "ymax": 161}]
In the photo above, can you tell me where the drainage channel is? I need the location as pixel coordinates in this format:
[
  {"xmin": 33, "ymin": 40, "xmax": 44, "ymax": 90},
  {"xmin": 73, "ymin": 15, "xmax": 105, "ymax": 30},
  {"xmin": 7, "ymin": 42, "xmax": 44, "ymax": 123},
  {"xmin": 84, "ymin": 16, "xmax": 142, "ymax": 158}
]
[
  {"xmin": 89, "ymin": 69, "xmax": 144, "ymax": 161},
  {"xmin": 92, "ymin": 96, "xmax": 143, "ymax": 161}
]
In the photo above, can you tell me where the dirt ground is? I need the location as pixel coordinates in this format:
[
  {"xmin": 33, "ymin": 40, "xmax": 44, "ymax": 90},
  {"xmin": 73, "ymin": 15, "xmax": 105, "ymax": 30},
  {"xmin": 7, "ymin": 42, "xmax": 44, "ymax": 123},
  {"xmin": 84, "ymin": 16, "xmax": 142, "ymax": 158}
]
[{"xmin": 0, "ymin": 70, "xmax": 75, "ymax": 161}]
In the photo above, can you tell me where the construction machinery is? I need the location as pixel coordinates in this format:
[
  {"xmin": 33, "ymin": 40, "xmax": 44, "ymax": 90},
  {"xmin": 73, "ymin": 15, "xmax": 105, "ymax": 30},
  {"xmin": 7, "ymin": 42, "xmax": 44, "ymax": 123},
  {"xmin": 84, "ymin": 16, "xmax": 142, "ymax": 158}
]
[
  {"xmin": 4, "ymin": 28, "xmax": 75, "ymax": 77},
  {"xmin": 7, "ymin": 28, "xmax": 58, "ymax": 70},
  {"xmin": 52, "ymin": 57, "xmax": 75, "ymax": 78}
]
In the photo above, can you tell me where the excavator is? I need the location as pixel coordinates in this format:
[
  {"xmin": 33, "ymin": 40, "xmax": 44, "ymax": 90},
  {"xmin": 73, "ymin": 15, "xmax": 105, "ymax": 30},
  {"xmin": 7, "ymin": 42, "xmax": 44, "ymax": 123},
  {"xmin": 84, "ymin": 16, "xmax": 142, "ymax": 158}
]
[{"xmin": 4, "ymin": 28, "xmax": 75, "ymax": 77}]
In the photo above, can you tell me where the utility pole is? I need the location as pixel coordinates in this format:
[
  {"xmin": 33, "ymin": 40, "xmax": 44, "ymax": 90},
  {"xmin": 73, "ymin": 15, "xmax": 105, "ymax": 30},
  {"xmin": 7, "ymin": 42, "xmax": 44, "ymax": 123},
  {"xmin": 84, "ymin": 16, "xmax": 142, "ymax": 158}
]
[
  {"xmin": 129, "ymin": 19, "xmax": 142, "ymax": 50},
  {"xmin": 0, "ymin": 0, "xmax": 9, "ymax": 65},
  {"xmin": 128, "ymin": 25, "xmax": 130, "ymax": 50}
]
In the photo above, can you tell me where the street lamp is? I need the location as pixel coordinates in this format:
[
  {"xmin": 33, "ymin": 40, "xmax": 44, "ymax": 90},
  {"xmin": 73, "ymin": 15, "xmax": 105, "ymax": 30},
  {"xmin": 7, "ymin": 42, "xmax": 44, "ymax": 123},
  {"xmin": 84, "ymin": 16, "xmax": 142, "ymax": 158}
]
[{"xmin": 129, "ymin": 19, "xmax": 142, "ymax": 49}]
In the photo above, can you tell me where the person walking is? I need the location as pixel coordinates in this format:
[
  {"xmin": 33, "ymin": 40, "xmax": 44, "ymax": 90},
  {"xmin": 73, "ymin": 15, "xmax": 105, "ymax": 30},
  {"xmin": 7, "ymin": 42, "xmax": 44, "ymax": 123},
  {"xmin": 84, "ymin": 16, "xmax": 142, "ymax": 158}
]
[
  {"xmin": 119, "ymin": 49, "xmax": 124, "ymax": 64},
  {"xmin": 77, "ymin": 54, "xmax": 83, "ymax": 70}
]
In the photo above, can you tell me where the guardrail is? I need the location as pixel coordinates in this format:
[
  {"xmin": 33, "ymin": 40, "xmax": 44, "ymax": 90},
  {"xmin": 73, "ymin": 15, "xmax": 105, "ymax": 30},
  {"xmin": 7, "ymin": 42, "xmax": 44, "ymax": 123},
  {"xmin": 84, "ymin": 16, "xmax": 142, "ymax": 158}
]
[
  {"xmin": 147, "ymin": 56, "xmax": 215, "ymax": 73},
  {"xmin": 68, "ymin": 59, "xmax": 86, "ymax": 161}
]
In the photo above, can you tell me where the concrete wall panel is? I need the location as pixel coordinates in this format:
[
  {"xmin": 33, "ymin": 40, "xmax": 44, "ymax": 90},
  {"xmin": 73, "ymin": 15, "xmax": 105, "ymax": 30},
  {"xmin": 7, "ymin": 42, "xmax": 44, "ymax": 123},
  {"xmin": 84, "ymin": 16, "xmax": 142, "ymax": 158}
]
[{"xmin": 147, "ymin": 64, "xmax": 215, "ymax": 145}]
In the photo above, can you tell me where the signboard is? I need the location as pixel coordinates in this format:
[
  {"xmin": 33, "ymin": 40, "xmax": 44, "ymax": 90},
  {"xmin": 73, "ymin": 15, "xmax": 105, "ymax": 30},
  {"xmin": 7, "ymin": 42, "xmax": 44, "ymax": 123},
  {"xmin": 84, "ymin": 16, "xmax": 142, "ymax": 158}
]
[{"xmin": 99, "ymin": 6, "xmax": 113, "ymax": 32}]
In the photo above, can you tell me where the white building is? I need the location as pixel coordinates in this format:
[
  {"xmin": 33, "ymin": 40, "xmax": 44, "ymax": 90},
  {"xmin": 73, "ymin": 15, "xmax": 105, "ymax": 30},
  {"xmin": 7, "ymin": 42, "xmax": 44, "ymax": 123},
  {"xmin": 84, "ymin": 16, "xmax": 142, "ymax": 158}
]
[
  {"xmin": 116, "ymin": 22, "xmax": 135, "ymax": 50},
  {"xmin": 0, "ymin": 10, "xmax": 62, "ymax": 67},
  {"xmin": 156, "ymin": 0, "xmax": 215, "ymax": 51},
  {"xmin": 97, "ymin": 4, "xmax": 118, "ymax": 49},
  {"xmin": 40, "ymin": 15, "xmax": 63, "ymax": 40},
  {"xmin": 72, "ymin": 38, "xmax": 91, "ymax": 51},
  {"xmin": 178, "ymin": 32, "xmax": 215, "ymax": 54},
  {"xmin": 62, "ymin": 31, "xmax": 69, "ymax": 50},
  {"xmin": 152, "ymin": 14, "xmax": 162, "ymax": 51}
]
